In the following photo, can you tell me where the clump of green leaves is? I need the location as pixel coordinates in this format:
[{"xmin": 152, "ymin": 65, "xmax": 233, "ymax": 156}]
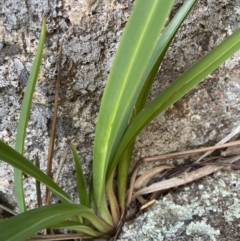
[{"xmin": 1, "ymin": 0, "xmax": 240, "ymax": 240}]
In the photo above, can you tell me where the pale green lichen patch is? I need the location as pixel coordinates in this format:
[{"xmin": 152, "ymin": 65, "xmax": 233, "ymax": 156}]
[
  {"xmin": 119, "ymin": 200, "xmax": 195, "ymax": 240},
  {"xmin": 224, "ymin": 198, "xmax": 240, "ymax": 222},
  {"xmin": 119, "ymin": 170, "xmax": 240, "ymax": 240},
  {"xmin": 186, "ymin": 221, "xmax": 220, "ymax": 241}
]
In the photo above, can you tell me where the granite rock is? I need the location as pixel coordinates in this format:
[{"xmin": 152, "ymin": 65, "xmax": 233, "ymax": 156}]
[{"xmin": 0, "ymin": 0, "xmax": 240, "ymax": 239}]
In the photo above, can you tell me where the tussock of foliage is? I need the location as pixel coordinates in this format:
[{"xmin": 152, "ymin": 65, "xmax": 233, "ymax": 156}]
[{"xmin": 1, "ymin": 0, "xmax": 240, "ymax": 240}]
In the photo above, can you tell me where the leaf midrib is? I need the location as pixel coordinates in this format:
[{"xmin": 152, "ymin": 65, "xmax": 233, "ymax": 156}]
[{"xmin": 104, "ymin": 1, "xmax": 159, "ymax": 163}]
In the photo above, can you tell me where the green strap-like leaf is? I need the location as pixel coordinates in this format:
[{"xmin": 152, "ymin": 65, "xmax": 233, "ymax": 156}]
[
  {"xmin": 0, "ymin": 204, "xmax": 112, "ymax": 241},
  {"xmin": 106, "ymin": 171, "xmax": 120, "ymax": 226},
  {"xmin": 110, "ymin": 28, "xmax": 240, "ymax": 171},
  {"xmin": 93, "ymin": 0, "xmax": 175, "ymax": 212},
  {"xmin": 117, "ymin": 142, "xmax": 134, "ymax": 210},
  {"xmin": 134, "ymin": 0, "xmax": 198, "ymax": 112},
  {"xmin": 116, "ymin": 0, "xmax": 199, "ymax": 207},
  {"xmin": 50, "ymin": 221, "xmax": 104, "ymax": 237},
  {"xmin": 0, "ymin": 140, "xmax": 71, "ymax": 203},
  {"xmin": 14, "ymin": 18, "xmax": 46, "ymax": 212},
  {"xmin": 107, "ymin": 0, "xmax": 198, "ymax": 180},
  {"xmin": 70, "ymin": 144, "xmax": 88, "ymax": 206}
]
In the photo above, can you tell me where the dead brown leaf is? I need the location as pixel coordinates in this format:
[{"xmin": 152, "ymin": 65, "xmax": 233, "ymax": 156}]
[
  {"xmin": 132, "ymin": 155, "xmax": 240, "ymax": 200},
  {"xmin": 134, "ymin": 165, "xmax": 173, "ymax": 190}
]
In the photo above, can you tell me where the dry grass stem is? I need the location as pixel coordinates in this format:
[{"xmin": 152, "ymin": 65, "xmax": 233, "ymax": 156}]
[
  {"xmin": 140, "ymin": 199, "xmax": 156, "ymax": 211},
  {"xmin": 27, "ymin": 233, "xmax": 94, "ymax": 240},
  {"xmin": 127, "ymin": 159, "xmax": 143, "ymax": 206},
  {"xmin": 195, "ymin": 124, "xmax": 240, "ymax": 163},
  {"xmin": 0, "ymin": 204, "xmax": 18, "ymax": 216},
  {"xmin": 45, "ymin": 27, "xmax": 73, "ymax": 204},
  {"xmin": 45, "ymin": 35, "xmax": 64, "ymax": 205},
  {"xmin": 132, "ymin": 155, "xmax": 240, "ymax": 199},
  {"xmin": 134, "ymin": 165, "xmax": 173, "ymax": 190},
  {"xmin": 126, "ymin": 141, "xmax": 240, "ymax": 206},
  {"xmin": 142, "ymin": 140, "xmax": 240, "ymax": 163},
  {"xmin": 53, "ymin": 147, "xmax": 69, "ymax": 183}
]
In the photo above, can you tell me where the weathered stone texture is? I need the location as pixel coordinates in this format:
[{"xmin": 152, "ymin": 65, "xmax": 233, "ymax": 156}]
[
  {"xmin": 0, "ymin": 0, "xmax": 130, "ymax": 208},
  {"xmin": 118, "ymin": 170, "xmax": 240, "ymax": 241},
  {"xmin": 1, "ymin": 0, "xmax": 240, "ymax": 239}
]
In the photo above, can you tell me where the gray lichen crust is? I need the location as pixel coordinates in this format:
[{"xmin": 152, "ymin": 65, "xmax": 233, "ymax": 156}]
[
  {"xmin": 118, "ymin": 170, "xmax": 240, "ymax": 240},
  {"xmin": 186, "ymin": 221, "xmax": 220, "ymax": 241}
]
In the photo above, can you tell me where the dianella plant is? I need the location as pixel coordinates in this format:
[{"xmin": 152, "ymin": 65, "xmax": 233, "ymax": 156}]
[{"xmin": 1, "ymin": 0, "xmax": 240, "ymax": 240}]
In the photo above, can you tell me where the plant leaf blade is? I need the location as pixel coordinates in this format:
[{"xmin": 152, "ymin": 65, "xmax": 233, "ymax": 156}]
[
  {"xmin": 50, "ymin": 221, "xmax": 104, "ymax": 237},
  {"xmin": 14, "ymin": 18, "xmax": 46, "ymax": 212},
  {"xmin": 115, "ymin": 0, "xmax": 199, "ymax": 206},
  {"xmin": 70, "ymin": 144, "xmax": 88, "ymax": 206},
  {"xmin": 0, "ymin": 204, "xmax": 110, "ymax": 241},
  {"xmin": 0, "ymin": 140, "xmax": 71, "ymax": 203},
  {"xmin": 113, "ymin": 28, "xmax": 240, "ymax": 172},
  {"xmin": 93, "ymin": 0, "xmax": 175, "ymax": 211}
]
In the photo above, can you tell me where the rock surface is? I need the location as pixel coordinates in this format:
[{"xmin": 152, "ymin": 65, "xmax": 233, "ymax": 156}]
[
  {"xmin": 1, "ymin": 0, "xmax": 240, "ymax": 239},
  {"xmin": 118, "ymin": 169, "xmax": 240, "ymax": 241}
]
